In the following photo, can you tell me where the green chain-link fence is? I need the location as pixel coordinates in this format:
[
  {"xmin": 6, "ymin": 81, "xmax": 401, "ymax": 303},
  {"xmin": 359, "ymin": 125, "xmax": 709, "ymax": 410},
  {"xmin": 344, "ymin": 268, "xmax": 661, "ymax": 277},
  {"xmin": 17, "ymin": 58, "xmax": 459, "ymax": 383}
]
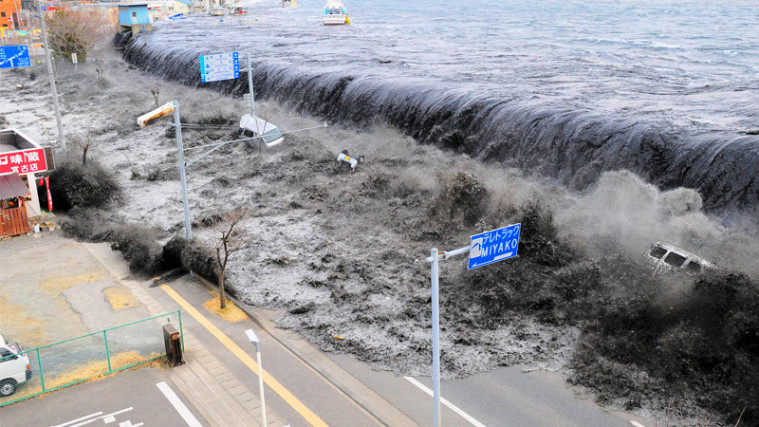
[{"xmin": 0, "ymin": 310, "xmax": 183, "ymax": 406}]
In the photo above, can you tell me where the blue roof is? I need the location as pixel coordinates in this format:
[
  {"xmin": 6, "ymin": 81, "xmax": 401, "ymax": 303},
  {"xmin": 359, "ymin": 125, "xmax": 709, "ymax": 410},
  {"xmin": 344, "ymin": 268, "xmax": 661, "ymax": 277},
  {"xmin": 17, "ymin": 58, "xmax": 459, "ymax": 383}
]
[{"xmin": 175, "ymin": 0, "xmax": 192, "ymax": 6}]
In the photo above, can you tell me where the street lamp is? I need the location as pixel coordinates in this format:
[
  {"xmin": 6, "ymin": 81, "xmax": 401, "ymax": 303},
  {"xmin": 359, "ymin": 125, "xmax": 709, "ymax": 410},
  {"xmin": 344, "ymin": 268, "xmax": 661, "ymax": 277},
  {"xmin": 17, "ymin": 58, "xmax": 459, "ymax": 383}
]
[{"xmin": 244, "ymin": 328, "xmax": 267, "ymax": 426}]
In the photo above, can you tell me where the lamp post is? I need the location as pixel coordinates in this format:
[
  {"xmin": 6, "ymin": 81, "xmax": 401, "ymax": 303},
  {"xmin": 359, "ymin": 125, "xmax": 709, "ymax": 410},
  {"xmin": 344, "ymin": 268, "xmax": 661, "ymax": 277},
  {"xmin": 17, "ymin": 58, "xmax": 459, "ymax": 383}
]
[
  {"xmin": 244, "ymin": 328, "xmax": 267, "ymax": 426},
  {"xmin": 36, "ymin": 0, "xmax": 64, "ymax": 147}
]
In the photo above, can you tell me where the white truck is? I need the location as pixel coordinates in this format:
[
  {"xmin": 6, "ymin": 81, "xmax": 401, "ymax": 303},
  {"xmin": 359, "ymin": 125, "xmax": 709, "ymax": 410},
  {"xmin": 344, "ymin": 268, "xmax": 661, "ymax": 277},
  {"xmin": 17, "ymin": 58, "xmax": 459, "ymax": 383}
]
[
  {"xmin": 645, "ymin": 241, "xmax": 714, "ymax": 275},
  {"xmin": 0, "ymin": 334, "xmax": 32, "ymax": 397}
]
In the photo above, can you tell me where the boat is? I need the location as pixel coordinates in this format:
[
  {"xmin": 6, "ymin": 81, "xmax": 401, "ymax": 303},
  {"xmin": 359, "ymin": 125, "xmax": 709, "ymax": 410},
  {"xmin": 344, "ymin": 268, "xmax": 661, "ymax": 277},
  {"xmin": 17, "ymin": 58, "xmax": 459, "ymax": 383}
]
[
  {"xmin": 323, "ymin": 1, "xmax": 349, "ymax": 25},
  {"xmin": 281, "ymin": 0, "xmax": 297, "ymax": 6}
]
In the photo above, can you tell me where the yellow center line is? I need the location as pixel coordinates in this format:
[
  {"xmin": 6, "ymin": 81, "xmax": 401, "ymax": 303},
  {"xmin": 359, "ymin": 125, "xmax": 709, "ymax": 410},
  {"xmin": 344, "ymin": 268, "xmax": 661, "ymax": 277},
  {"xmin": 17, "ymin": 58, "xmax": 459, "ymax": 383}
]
[{"xmin": 160, "ymin": 284, "xmax": 328, "ymax": 427}]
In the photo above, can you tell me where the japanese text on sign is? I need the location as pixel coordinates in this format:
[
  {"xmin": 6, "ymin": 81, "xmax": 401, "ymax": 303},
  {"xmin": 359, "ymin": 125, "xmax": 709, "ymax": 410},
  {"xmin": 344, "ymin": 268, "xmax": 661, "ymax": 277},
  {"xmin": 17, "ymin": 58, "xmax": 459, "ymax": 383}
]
[
  {"xmin": 0, "ymin": 45, "xmax": 31, "ymax": 69},
  {"xmin": 468, "ymin": 223, "xmax": 521, "ymax": 270},
  {"xmin": 199, "ymin": 51, "xmax": 240, "ymax": 83},
  {"xmin": 0, "ymin": 148, "xmax": 48, "ymax": 176}
]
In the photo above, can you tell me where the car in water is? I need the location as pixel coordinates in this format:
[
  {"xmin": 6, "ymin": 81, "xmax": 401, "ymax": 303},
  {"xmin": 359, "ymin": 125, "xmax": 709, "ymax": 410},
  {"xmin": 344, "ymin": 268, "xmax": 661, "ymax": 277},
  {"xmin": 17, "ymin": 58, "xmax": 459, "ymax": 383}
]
[
  {"xmin": 645, "ymin": 241, "xmax": 714, "ymax": 275},
  {"xmin": 0, "ymin": 335, "xmax": 32, "ymax": 397},
  {"xmin": 238, "ymin": 114, "xmax": 284, "ymax": 147}
]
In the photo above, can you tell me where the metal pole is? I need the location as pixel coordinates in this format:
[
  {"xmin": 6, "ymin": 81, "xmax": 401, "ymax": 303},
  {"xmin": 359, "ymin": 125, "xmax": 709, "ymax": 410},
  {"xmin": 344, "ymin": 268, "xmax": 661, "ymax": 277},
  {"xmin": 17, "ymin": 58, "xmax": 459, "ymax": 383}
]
[
  {"xmin": 173, "ymin": 101, "xmax": 192, "ymax": 241},
  {"xmin": 256, "ymin": 349, "xmax": 267, "ymax": 426},
  {"xmin": 36, "ymin": 348, "xmax": 45, "ymax": 392},
  {"xmin": 104, "ymin": 330, "xmax": 112, "ymax": 373},
  {"xmin": 246, "ymin": 52, "xmax": 254, "ymax": 115},
  {"xmin": 430, "ymin": 247, "xmax": 441, "ymax": 427},
  {"xmin": 36, "ymin": 1, "xmax": 64, "ymax": 147}
]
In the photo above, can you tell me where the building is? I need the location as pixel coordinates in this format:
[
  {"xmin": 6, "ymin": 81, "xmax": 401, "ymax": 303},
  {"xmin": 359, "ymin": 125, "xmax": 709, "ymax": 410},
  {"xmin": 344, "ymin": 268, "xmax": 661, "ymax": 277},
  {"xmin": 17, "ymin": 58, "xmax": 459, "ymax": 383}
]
[
  {"xmin": 147, "ymin": 0, "xmax": 192, "ymax": 21},
  {"xmin": 0, "ymin": 0, "xmax": 23, "ymax": 30},
  {"xmin": 0, "ymin": 129, "xmax": 55, "ymax": 237},
  {"xmin": 118, "ymin": 3, "xmax": 152, "ymax": 34}
]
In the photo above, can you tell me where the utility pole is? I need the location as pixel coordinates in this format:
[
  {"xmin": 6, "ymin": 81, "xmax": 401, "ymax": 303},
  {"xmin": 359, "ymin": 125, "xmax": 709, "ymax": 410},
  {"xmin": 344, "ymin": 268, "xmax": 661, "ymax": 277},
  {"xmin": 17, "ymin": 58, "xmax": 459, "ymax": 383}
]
[
  {"xmin": 172, "ymin": 100, "xmax": 192, "ymax": 242},
  {"xmin": 246, "ymin": 52, "xmax": 254, "ymax": 116},
  {"xmin": 36, "ymin": 0, "xmax": 64, "ymax": 147}
]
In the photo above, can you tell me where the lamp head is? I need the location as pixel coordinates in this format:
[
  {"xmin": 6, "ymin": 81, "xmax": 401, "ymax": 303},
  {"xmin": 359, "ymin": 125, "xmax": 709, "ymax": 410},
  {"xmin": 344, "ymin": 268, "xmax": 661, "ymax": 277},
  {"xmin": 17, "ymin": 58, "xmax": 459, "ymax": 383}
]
[{"xmin": 244, "ymin": 328, "xmax": 261, "ymax": 351}]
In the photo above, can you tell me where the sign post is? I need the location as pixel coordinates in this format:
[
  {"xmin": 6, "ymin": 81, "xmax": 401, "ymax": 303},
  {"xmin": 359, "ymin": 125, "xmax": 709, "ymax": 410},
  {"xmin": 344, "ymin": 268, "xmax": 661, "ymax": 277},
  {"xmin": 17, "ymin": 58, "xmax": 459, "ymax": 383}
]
[
  {"xmin": 425, "ymin": 223, "xmax": 521, "ymax": 426},
  {"xmin": 199, "ymin": 51, "xmax": 255, "ymax": 116}
]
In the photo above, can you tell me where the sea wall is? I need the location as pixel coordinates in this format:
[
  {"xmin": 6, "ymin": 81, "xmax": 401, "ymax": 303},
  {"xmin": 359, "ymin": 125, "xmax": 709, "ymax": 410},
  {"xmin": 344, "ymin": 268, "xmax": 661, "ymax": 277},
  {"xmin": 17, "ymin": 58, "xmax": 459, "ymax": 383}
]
[{"xmin": 115, "ymin": 33, "xmax": 759, "ymax": 217}]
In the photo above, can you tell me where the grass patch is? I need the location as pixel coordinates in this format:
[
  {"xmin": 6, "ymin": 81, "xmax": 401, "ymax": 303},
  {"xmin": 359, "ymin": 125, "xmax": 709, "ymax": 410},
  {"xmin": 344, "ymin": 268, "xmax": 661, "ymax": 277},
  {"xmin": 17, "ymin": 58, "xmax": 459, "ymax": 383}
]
[{"xmin": 203, "ymin": 292, "xmax": 249, "ymax": 323}]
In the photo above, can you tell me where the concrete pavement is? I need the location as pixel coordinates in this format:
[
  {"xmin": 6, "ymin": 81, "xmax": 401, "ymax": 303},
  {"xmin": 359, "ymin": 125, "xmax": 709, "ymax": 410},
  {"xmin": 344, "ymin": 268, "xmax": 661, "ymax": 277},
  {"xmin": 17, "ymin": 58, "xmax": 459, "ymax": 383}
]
[{"xmin": 81, "ymin": 240, "xmax": 289, "ymax": 427}]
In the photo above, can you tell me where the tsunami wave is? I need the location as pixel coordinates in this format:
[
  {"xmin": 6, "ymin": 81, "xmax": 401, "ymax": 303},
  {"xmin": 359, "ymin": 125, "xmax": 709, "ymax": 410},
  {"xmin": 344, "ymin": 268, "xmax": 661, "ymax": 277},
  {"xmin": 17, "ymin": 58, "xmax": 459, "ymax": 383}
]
[{"xmin": 115, "ymin": 33, "xmax": 759, "ymax": 217}]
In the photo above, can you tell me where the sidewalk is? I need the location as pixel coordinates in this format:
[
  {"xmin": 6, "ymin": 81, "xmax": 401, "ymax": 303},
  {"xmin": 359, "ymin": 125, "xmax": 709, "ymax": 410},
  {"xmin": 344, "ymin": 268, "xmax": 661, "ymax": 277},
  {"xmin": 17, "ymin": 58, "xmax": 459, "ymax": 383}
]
[
  {"xmin": 82, "ymin": 241, "xmax": 418, "ymax": 427},
  {"xmin": 81, "ymin": 242, "xmax": 287, "ymax": 427}
]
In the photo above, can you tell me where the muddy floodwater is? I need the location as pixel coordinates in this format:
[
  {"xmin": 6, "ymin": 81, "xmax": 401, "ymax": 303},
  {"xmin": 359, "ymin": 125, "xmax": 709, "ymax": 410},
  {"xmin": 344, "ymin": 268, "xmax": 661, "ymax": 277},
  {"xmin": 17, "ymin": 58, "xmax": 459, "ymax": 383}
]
[
  {"xmin": 121, "ymin": 0, "xmax": 759, "ymax": 215},
  {"xmin": 3, "ymin": 0, "xmax": 759, "ymax": 424}
]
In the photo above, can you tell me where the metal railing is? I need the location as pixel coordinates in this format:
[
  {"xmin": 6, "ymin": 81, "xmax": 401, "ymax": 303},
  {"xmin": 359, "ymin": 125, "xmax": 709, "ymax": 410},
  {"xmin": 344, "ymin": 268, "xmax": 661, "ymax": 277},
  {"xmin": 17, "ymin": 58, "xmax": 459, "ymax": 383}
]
[{"xmin": 0, "ymin": 310, "xmax": 183, "ymax": 407}]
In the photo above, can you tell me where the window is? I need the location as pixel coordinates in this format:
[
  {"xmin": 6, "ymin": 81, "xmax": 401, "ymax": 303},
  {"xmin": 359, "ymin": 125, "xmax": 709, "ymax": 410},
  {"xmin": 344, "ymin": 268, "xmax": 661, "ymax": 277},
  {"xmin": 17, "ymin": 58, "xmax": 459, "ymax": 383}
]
[
  {"xmin": 132, "ymin": 11, "xmax": 137, "ymax": 17},
  {"xmin": 684, "ymin": 261, "xmax": 702, "ymax": 274},
  {"xmin": 0, "ymin": 349, "xmax": 17, "ymax": 362},
  {"xmin": 648, "ymin": 245, "xmax": 667, "ymax": 259},
  {"xmin": 663, "ymin": 252, "xmax": 687, "ymax": 268},
  {"xmin": 1, "ymin": 12, "xmax": 6, "ymax": 17}
]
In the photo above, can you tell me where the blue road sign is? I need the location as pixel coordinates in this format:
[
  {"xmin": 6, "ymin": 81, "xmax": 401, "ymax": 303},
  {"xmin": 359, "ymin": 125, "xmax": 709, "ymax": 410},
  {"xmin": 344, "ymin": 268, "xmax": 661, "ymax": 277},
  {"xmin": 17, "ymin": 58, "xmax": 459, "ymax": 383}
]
[
  {"xmin": 0, "ymin": 45, "xmax": 31, "ymax": 69},
  {"xmin": 199, "ymin": 51, "xmax": 240, "ymax": 83},
  {"xmin": 468, "ymin": 223, "xmax": 521, "ymax": 270}
]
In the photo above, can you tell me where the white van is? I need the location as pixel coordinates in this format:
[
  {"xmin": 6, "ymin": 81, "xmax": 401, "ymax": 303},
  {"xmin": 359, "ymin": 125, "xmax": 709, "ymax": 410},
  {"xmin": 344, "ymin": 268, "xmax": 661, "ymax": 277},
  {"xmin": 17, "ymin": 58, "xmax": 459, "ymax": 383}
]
[
  {"xmin": 645, "ymin": 242, "xmax": 714, "ymax": 275},
  {"xmin": 239, "ymin": 114, "xmax": 285, "ymax": 148},
  {"xmin": 0, "ymin": 335, "xmax": 32, "ymax": 397}
]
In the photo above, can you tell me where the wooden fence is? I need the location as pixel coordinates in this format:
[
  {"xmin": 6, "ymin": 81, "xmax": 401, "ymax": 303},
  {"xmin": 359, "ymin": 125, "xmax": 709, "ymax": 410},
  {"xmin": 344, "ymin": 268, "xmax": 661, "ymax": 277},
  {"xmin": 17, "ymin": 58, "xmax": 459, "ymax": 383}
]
[{"xmin": 0, "ymin": 206, "xmax": 30, "ymax": 237}]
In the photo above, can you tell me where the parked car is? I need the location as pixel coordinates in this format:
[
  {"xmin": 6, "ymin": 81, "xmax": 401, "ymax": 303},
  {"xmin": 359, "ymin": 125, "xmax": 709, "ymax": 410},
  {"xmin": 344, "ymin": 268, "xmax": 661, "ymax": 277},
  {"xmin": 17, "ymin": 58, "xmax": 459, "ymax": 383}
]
[
  {"xmin": 0, "ymin": 335, "xmax": 32, "ymax": 397},
  {"xmin": 645, "ymin": 241, "xmax": 714, "ymax": 274}
]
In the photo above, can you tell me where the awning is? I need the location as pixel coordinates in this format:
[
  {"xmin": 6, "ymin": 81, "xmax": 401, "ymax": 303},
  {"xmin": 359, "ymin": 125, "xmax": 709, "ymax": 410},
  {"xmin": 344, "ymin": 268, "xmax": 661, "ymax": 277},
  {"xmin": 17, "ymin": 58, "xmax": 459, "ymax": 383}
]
[{"xmin": 0, "ymin": 173, "xmax": 30, "ymax": 200}]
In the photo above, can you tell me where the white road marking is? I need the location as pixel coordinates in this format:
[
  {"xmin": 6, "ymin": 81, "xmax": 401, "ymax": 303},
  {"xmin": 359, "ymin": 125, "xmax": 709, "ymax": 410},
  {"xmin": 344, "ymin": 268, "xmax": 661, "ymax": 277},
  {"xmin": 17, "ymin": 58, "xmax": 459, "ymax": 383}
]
[
  {"xmin": 630, "ymin": 421, "xmax": 647, "ymax": 427},
  {"xmin": 58, "ymin": 408, "xmax": 134, "ymax": 427},
  {"xmin": 51, "ymin": 412, "xmax": 103, "ymax": 427},
  {"xmin": 404, "ymin": 376, "xmax": 486, "ymax": 427},
  {"xmin": 156, "ymin": 381, "xmax": 203, "ymax": 427}
]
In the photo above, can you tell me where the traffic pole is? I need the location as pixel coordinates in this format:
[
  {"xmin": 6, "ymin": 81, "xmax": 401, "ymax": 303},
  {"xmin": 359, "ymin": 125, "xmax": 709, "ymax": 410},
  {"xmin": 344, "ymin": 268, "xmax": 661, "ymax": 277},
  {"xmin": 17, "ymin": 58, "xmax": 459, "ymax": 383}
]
[
  {"xmin": 173, "ymin": 101, "xmax": 192, "ymax": 241},
  {"xmin": 246, "ymin": 52, "xmax": 255, "ymax": 115},
  {"xmin": 37, "ymin": 0, "xmax": 64, "ymax": 147},
  {"xmin": 430, "ymin": 248, "xmax": 441, "ymax": 427}
]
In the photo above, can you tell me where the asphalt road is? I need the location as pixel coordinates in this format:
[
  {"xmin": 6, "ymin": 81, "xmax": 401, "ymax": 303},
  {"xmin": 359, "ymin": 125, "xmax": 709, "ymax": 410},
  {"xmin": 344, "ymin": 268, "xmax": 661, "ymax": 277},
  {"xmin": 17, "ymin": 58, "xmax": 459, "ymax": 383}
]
[
  {"xmin": 328, "ymin": 353, "xmax": 638, "ymax": 427},
  {"xmin": 0, "ymin": 367, "xmax": 207, "ymax": 427}
]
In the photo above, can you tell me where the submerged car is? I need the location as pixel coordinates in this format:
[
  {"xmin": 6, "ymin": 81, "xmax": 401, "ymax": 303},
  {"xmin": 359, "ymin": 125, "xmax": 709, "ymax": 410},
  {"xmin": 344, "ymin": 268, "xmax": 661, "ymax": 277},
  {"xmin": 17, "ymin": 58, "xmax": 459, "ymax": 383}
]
[
  {"xmin": 645, "ymin": 241, "xmax": 714, "ymax": 274},
  {"xmin": 239, "ymin": 114, "xmax": 284, "ymax": 147}
]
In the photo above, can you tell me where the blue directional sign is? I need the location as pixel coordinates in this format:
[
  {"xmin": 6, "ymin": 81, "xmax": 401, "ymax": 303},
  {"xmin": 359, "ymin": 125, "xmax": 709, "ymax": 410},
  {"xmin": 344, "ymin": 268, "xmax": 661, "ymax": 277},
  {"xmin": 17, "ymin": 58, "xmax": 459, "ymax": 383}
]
[
  {"xmin": 199, "ymin": 51, "xmax": 240, "ymax": 83},
  {"xmin": 0, "ymin": 45, "xmax": 31, "ymax": 69},
  {"xmin": 468, "ymin": 223, "xmax": 521, "ymax": 270}
]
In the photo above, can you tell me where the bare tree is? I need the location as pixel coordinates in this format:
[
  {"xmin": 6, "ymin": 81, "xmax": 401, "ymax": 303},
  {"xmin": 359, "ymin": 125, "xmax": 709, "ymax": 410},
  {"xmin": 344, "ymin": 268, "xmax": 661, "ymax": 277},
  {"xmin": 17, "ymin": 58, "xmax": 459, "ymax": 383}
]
[
  {"xmin": 46, "ymin": 9, "xmax": 112, "ymax": 63},
  {"xmin": 69, "ymin": 130, "xmax": 94, "ymax": 165},
  {"xmin": 213, "ymin": 208, "xmax": 247, "ymax": 309}
]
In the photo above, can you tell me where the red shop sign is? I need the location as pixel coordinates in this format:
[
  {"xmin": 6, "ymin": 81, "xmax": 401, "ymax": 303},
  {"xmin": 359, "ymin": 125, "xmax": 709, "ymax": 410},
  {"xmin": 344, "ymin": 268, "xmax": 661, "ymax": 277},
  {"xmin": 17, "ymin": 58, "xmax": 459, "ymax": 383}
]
[{"xmin": 0, "ymin": 148, "xmax": 48, "ymax": 176}]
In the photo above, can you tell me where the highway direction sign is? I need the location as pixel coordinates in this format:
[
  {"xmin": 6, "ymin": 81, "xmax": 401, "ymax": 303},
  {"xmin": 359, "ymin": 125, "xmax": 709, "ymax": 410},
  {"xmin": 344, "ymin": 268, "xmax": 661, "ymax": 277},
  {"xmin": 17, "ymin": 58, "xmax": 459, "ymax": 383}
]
[
  {"xmin": 199, "ymin": 51, "xmax": 240, "ymax": 83},
  {"xmin": 0, "ymin": 45, "xmax": 31, "ymax": 69},
  {"xmin": 468, "ymin": 223, "xmax": 521, "ymax": 270}
]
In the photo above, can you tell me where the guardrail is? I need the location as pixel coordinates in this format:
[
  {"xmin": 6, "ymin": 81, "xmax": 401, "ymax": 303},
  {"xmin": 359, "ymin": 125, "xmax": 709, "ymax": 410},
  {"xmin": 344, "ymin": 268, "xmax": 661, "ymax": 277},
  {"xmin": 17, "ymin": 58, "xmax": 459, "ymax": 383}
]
[{"xmin": 0, "ymin": 310, "xmax": 183, "ymax": 406}]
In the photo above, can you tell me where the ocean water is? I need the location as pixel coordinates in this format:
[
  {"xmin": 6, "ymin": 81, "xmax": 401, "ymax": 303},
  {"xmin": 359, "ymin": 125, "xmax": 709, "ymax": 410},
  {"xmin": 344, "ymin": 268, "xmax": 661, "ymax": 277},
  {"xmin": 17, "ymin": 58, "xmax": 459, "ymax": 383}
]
[{"xmin": 120, "ymin": 0, "xmax": 759, "ymax": 215}]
